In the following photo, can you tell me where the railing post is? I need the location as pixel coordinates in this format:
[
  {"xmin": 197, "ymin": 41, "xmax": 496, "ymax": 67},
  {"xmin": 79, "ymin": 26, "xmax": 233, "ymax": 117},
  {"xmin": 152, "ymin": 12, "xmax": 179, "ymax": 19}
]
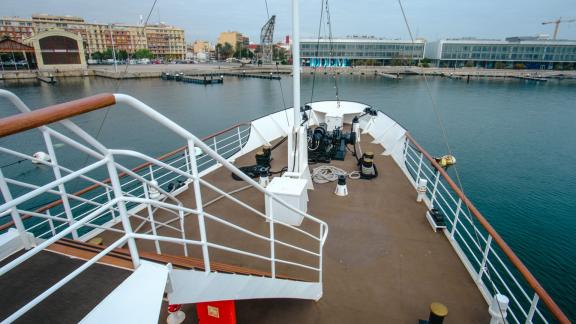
[
  {"xmin": 450, "ymin": 198, "xmax": 462, "ymax": 240},
  {"xmin": 46, "ymin": 210, "xmax": 56, "ymax": 237},
  {"xmin": 178, "ymin": 208, "xmax": 188, "ymax": 257},
  {"xmin": 142, "ymin": 182, "xmax": 161, "ymax": 254},
  {"xmin": 478, "ymin": 235, "xmax": 493, "ymax": 283},
  {"xmin": 105, "ymin": 187, "xmax": 116, "ymax": 221},
  {"xmin": 43, "ymin": 132, "xmax": 78, "ymax": 240},
  {"xmin": 213, "ymin": 136, "xmax": 218, "ymax": 155},
  {"xmin": 106, "ymin": 156, "xmax": 140, "ymax": 269},
  {"xmin": 318, "ymin": 224, "xmax": 323, "ymax": 283},
  {"xmin": 184, "ymin": 148, "xmax": 191, "ymax": 176},
  {"xmin": 416, "ymin": 152, "xmax": 424, "ymax": 184},
  {"xmin": 403, "ymin": 137, "xmax": 409, "ymax": 162},
  {"xmin": 149, "ymin": 165, "xmax": 155, "ymax": 181},
  {"xmin": 525, "ymin": 293, "xmax": 539, "ymax": 324},
  {"xmin": 268, "ymin": 195, "xmax": 276, "ymax": 279},
  {"xmin": 0, "ymin": 169, "xmax": 32, "ymax": 249},
  {"xmin": 430, "ymin": 170, "xmax": 441, "ymax": 208},
  {"xmin": 187, "ymin": 139, "xmax": 211, "ymax": 273},
  {"xmin": 236, "ymin": 127, "xmax": 244, "ymax": 154}
]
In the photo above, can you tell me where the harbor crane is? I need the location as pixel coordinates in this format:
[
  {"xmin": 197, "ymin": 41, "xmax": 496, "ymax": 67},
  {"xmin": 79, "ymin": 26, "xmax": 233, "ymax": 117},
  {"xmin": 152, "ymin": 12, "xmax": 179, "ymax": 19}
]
[
  {"xmin": 541, "ymin": 18, "xmax": 576, "ymax": 40},
  {"xmin": 260, "ymin": 15, "xmax": 276, "ymax": 64}
]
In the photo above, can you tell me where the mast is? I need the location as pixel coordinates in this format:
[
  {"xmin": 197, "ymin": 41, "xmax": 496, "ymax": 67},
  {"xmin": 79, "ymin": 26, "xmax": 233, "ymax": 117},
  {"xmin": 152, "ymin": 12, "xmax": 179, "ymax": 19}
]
[{"xmin": 289, "ymin": 0, "xmax": 302, "ymax": 172}]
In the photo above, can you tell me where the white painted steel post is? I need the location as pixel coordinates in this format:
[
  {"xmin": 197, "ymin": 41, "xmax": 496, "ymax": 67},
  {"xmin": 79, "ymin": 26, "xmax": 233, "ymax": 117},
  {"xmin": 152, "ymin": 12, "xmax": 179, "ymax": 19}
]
[
  {"xmin": 178, "ymin": 208, "xmax": 189, "ymax": 257},
  {"xmin": 450, "ymin": 198, "xmax": 463, "ymax": 240},
  {"xmin": 187, "ymin": 139, "xmax": 210, "ymax": 272},
  {"xmin": 236, "ymin": 127, "xmax": 244, "ymax": 154},
  {"xmin": 43, "ymin": 132, "xmax": 78, "ymax": 239},
  {"xmin": 525, "ymin": 293, "xmax": 539, "ymax": 324},
  {"xmin": 184, "ymin": 148, "xmax": 191, "ymax": 175},
  {"xmin": 46, "ymin": 210, "xmax": 56, "ymax": 237},
  {"xmin": 489, "ymin": 294, "xmax": 509, "ymax": 324},
  {"xmin": 318, "ymin": 224, "xmax": 324, "ymax": 283},
  {"xmin": 105, "ymin": 156, "xmax": 140, "ymax": 268},
  {"xmin": 213, "ymin": 137, "xmax": 218, "ymax": 155},
  {"xmin": 430, "ymin": 170, "xmax": 441, "ymax": 208},
  {"xmin": 478, "ymin": 235, "xmax": 493, "ymax": 282},
  {"xmin": 142, "ymin": 182, "xmax": 161, "ymax": 254},
  {"xmin": 268, "ymin": 195, "xmax": 276, "ymax": 278},
  {"xmin": 0, "ymin": 169, "xmax": 32, "ymax": 249},
  {"xmin": 105, "ymin": 187, "xmax": 116, "ymax": 221},
  {"xmin": 416, "ymin": 152, "xmax": 424, "ymax": 184},
  {"xmin": 149, "ymin": 165, "xmax": 155, "ymax": 181}
]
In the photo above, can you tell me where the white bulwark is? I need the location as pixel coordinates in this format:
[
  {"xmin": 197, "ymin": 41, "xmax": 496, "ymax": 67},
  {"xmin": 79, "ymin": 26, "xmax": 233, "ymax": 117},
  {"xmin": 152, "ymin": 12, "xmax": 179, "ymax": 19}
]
[{"xmin": 425, "ymin": 36, "xmax": 576, "ymax": 69}]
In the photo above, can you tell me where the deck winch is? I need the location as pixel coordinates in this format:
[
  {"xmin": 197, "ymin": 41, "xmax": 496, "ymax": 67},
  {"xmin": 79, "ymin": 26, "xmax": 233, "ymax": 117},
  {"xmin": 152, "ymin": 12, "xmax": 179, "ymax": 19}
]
[
  {"xmin": 307, "ymin": 121, "xmax": 357, "ymax": 163},
  {"xmin": 359, "ymin": 152, "xmax": 378, "ymax": 179}
]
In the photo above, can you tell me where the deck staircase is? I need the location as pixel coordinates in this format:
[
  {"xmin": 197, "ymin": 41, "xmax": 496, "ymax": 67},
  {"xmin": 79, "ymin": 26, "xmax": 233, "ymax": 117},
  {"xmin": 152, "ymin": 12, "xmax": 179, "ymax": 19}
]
[
  {"xmin": 0, "ymin": 91, "xmax": 327, "ymax": 322},
  {"xmin": 47, "ymin": 238, "xmax": 322, "ymax": 321}
]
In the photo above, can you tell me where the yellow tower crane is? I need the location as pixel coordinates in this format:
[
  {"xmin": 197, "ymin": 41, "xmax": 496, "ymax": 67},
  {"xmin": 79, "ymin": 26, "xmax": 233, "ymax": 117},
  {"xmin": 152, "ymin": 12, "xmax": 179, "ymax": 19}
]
[{"xmin": 542, "ymin": 18, "xmax": 576, "ymax": 40}]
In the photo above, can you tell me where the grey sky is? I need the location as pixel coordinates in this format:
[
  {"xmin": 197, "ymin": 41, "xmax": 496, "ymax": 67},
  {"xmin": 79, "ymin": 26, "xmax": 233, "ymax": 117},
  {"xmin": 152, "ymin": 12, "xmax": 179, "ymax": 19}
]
[{"xmin": 2, "ymin": 0, "xmax": 575, "ymax": 43}]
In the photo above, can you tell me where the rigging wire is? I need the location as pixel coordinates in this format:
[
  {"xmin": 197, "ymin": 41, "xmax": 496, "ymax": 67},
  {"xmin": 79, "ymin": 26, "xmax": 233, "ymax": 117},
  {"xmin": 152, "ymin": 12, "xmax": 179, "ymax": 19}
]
[
  {"xmin": 324, "ymin": 0, "xmax": 340, "ymax": 106},
  {"xmin": 264, "ymin": 0, "xmax": 288, "ymax": 125},
  {"xmin": 71, "ymin": 0, "xmax": 160, "ymax": 195},
  {"xmin": 309, "ymin": 0, "xmax": 325, "ymax": 103},
  {"xmin": 397, "ymin": 0, "xmax": 507, "ymax": 318}
]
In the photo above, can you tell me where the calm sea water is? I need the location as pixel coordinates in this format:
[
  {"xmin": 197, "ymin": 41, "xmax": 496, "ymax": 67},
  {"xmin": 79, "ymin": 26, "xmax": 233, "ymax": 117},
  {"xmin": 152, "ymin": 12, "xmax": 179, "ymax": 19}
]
[{"xmin": 1, "ymin": 74, "xmax": 575, "ymax": 319}]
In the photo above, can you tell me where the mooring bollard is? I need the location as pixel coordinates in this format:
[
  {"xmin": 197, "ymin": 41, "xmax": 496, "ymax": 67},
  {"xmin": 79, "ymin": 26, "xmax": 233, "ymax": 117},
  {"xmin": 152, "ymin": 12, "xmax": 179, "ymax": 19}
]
[
  {"xmin": 489, "ymin": 294, "xmax": 509, "ymax": 324},
  {"xmin": 417, "ymin": 179, "xmax": 428, "ymax": 202},
  {"xmin": 428, "ymin": 302, "xmax": 448, "ymax": 324}
]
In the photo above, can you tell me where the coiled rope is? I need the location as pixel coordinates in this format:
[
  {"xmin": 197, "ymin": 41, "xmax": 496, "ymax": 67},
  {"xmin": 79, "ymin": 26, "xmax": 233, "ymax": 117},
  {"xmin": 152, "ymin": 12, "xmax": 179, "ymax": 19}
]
[{"xmin": 311, "ymin": 165, "xmax": 360, "ymax": 184}]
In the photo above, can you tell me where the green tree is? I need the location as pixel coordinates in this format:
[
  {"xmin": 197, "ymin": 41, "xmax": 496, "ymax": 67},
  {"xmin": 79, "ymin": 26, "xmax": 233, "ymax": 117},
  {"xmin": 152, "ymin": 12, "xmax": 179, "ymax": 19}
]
[
  {"xmin": 215, "ymin": 43, "xmax": 222, "ymax": 61},
  {"xmin": 220, "ymin": 42, "xmax": 234, "ymax": 59},
  {"xmin": 464, "ymin": 60, "xmax": 474, "ymax": 68},
  {"xmin": 92, "ymin": 51, "xmax": 103, "ymax": 61},
  {"xmin": 117, "ymin": 50, "xmax": 128, "ymax": 60},
  {"xmin": 513, "ymin": 63, "xmax": 525, "ymax": 70},
  {"xmin": 494, "ymin": 61, "xmax": 506, "ymax": 69},
  {"xmin": 133, "ymin": 49, "xmax": 154, "ymax": 59},
  {"xmin": 102, "ymin": 48, "xmax": 114, "ymax": 60},
  {"xmin": 420, "ymin": 57, "xmax": 431, "ymax": 68},
  {"xmin": 390, "ymin": 55, "xmax": 408, "ymax": 66}
]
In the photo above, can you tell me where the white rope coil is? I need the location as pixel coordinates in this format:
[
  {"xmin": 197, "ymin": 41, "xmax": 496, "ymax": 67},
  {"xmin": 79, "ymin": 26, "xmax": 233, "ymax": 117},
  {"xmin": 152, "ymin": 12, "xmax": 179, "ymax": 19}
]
[{"xmin": 311, "ymin": 165, "xmax": 360, "ymax": 184}]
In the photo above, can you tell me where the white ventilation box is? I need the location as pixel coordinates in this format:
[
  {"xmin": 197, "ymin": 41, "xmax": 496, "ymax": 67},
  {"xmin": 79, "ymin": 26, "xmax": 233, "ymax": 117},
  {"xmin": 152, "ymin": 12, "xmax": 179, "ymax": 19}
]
[
  {"xmin": 265, "ymin": 177, "xmax": 308, "ymax": 226},
  {"xmin": 325, "ymin": 111, "xmax": 343, "ymax": 131}
]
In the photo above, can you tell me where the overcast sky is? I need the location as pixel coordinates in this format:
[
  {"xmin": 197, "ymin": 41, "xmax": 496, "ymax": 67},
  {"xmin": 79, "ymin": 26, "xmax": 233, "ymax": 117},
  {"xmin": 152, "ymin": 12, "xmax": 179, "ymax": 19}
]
[{"xmin": 2, "ymin": 0, "xmax": 575, "ymax": 43}]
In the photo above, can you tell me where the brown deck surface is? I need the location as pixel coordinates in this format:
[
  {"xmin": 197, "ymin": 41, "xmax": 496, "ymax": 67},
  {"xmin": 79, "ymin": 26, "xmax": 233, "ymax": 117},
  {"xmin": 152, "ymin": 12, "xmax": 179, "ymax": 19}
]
[
  {"xmin": 0, "ymin": 250, "xmax": 130, "ymax": 323},
  {"xmin": 95, "ymin": 131, "xmax": 490, "ymax": 323}
]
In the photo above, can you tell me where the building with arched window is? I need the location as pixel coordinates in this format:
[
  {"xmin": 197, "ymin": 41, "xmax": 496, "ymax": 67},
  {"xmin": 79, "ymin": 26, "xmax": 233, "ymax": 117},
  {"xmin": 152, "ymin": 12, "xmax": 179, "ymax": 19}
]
[{"xmin": 25, "ymin": 30, "xmax": 86, "ymax": 70}]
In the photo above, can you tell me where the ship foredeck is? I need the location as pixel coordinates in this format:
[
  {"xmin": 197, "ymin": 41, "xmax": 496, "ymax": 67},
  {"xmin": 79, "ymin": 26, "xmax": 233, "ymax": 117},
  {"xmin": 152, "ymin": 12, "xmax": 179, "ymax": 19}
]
[{"xmin": 97, "ymin": 131, "xmax": 489, "ymax": 323}]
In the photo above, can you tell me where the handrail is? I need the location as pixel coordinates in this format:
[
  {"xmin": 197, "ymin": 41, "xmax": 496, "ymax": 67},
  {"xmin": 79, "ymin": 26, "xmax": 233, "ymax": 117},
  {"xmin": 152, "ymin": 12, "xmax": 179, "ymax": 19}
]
[
  {"xmin": 0, "ymin": 120, "xmax": 251, "ymax": 232},
  {"xmin": 404, "ymin": 132, "xmax": 570, "ymax": 324},
  {"xmin": 0, "ymin": 93, "xmax": 116, "ymax": 138}
]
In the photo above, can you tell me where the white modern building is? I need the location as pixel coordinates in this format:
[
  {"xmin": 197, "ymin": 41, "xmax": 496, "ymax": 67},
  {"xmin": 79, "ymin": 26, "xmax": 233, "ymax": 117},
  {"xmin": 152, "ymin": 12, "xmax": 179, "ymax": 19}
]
[
  {"xmin": 425, "ymin": 36, "xmax": 576, "ymax": 69},
  {"xmin": 300, "ymin": 36, "xmax": 425, "ymax": 67}
]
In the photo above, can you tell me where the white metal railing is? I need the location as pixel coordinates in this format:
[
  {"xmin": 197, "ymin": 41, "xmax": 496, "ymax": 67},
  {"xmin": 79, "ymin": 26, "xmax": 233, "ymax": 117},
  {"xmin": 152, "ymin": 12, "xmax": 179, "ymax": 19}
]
[
  {"xmin": 402, "ymin": 136, "xmax": 557, "ymax": 324},
  {"xmin": 0, "ymin": 90, "xmax": 328, "ymax": 323}
]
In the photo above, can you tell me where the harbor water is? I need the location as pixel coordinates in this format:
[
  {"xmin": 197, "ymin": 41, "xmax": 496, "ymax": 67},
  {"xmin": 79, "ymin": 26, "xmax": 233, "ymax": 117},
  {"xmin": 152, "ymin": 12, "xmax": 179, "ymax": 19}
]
[{"xmin": 1, "ymin": 74, "xmax": 575, "ymax": 319}]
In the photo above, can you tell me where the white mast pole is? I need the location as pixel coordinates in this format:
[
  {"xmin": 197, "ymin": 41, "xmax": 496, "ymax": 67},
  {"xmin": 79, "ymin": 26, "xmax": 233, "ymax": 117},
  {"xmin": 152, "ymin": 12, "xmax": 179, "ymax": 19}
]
[{"xmin": 289, "ymin": 0, "xmax": 301, "ymax": 172}]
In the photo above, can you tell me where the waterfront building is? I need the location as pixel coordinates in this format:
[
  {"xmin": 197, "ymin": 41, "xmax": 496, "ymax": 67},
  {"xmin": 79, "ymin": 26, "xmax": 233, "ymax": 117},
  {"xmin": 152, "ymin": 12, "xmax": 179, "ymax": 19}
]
[
  {"xmin": 24, "ymin": 30, "xmax": 87, "ymax": 70},
  {"xmin": 192, "ymin": 40, "xmax": 212, "ymax": 53},
  {"xmin": 0, "ymin": 17, "xmax": 35, "ymax": 43},
  {"xmin": 0, "ymin": 15, "xmax": 185, "ymax": 60},
  {"xmin": 144, "ymin": 24, "xmax": 186, "ymax": 59},
  {"xmin": 217, "ymin": 31, "xmax": 249, "ymax": 50},
  {"xmin": 300, "ymin": 36, "xmax": 425, "ymax": 67},
  {"xmin": 425, "ymin": 36, "xmax": 576, "ymax": 69}
]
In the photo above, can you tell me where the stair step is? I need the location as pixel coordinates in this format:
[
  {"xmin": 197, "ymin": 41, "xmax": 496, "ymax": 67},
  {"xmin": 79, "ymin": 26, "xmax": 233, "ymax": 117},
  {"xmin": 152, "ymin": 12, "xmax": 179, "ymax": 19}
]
[
  {"xmin": 48, "ymin": 238, "xmax": 305, "ymax": 282},
  {"xmin": 80, "ymin": 260, "xmax": 168, "ymax": 324}
]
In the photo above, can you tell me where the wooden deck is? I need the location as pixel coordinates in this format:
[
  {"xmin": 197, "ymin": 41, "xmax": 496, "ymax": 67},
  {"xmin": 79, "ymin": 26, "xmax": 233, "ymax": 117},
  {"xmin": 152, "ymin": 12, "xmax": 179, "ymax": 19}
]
[{"xmin": 94, "ymin": 130, "xmax": 490, "ymax": 323}]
